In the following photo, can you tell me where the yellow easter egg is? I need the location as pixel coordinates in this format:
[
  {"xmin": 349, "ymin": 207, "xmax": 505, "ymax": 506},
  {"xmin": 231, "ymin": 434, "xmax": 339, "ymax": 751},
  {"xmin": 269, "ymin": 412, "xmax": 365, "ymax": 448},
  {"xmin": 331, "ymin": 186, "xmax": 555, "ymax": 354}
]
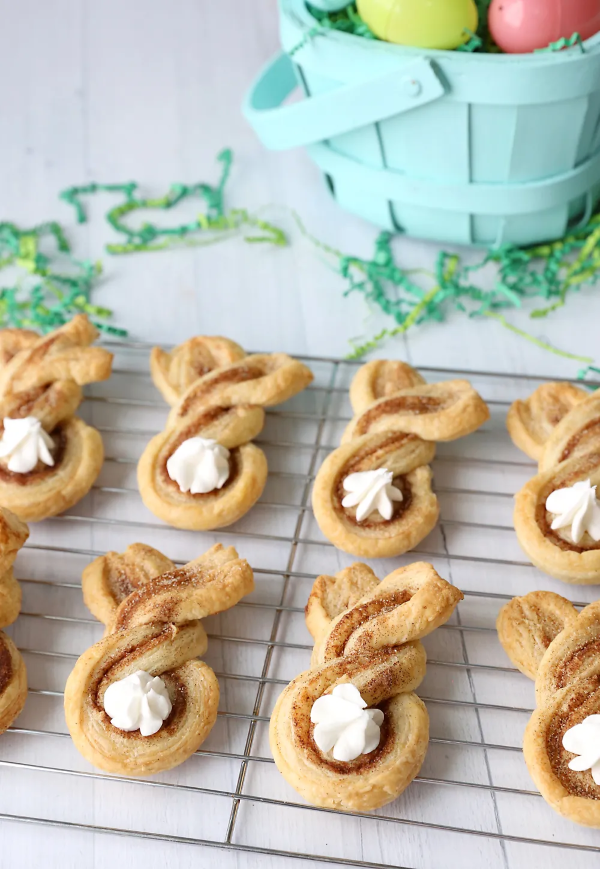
[{"xmin": 357, "ymin": 0, "xmax": 479, "ymax": 49}]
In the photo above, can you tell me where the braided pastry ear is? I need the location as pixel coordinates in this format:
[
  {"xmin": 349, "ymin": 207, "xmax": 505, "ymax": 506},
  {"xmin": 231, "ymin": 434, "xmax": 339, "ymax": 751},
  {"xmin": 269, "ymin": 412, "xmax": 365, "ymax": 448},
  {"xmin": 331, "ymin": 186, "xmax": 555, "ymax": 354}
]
[
  {"xmin": 507, "ymin": 383, "xmax": 587, "ymax": 462},
  {"xmin": 342, "ymin": 379, "xmax": 490, "ymax": 444},
  {"xmin": 0, "ymin": 329, "xmax": 39, "ymax": 368},
  {"xmin": 82, "ymin": 543, "xmax": 176, "ymax": 627},
  {"xmin": 349, "ymin": 360, "xmax": 425, "ymax": 414},
  {"xmin": 497, "ymin": 591, "xmax": 578, "ymax": 680},
  {"xmin": 150, "ymin": 336, "xmax": 246, "ymax": 406},
  {"xmin": 305, "ymin": 563, "xmax": 380, "ymax": 644},
  {"xmin": 0, "ymin": 314, "xmax": 112, "ymax": 396},
  {"xmin": 538, "ymin": 391, "xmax": 600, "ymax": 474},
  {"xmin": 312, "ymin": 561, "xmax": 463, "ymax": 666}
]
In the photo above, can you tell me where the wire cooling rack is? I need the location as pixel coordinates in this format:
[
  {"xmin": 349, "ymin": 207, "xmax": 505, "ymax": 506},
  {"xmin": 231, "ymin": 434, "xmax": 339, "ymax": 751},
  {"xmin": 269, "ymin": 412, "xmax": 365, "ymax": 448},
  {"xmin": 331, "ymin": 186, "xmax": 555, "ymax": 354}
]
[{"xmin": 2, "ymin": 343, "xmax": 600, "ymax": 869}]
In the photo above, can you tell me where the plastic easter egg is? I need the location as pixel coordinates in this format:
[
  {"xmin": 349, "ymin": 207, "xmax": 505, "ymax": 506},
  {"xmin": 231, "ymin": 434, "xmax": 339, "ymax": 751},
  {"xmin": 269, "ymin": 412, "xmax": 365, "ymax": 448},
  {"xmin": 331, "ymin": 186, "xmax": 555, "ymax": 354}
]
[
  {"xmin": 489, "ymin": 0, "xmax": 600, "ymax": 54},
  {"xmin": 356, "ymin": 0, "xmax": 478, "ymax": 49},
  {"xmin": 309, "ymin": 0, "xmax": 353, "ymax": 11}
]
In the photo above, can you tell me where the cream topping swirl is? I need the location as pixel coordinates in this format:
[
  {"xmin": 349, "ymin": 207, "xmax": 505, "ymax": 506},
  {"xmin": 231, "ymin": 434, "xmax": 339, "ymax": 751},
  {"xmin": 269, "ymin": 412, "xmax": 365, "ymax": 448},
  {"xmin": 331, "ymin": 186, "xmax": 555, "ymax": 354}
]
[
  {"xmin": 103, "ymin": 670, "xmax": 172, "ymax": 737},
  {"xmin": 342, "ymin": 468, "xmax": 403, "ymax": 522},
  {"xmin": 563, "ymin": 714, "xmax": 600, "ymax": 784},
  {"xmin": 310, "ymin": 683, "xmax": 384, "ymax": 762},
  {"xmin": 166, "ymin": 436, "xmax": 230, "ymax": 494},
  {"xmin": 0, "ymin": 416, "xmax": 55, "ymax": 473},
  {"xmin": 546, "ymin": 479, "xmax": 600, "ymax": 544}
]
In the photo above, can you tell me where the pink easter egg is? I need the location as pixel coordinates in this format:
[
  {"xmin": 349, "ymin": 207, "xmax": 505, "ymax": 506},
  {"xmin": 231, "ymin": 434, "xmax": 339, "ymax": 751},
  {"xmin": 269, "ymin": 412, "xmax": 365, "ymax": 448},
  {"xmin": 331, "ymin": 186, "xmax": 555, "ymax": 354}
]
[{"xmin": 489, "ymin": 0, "xmax": 600, "ymax": 54}]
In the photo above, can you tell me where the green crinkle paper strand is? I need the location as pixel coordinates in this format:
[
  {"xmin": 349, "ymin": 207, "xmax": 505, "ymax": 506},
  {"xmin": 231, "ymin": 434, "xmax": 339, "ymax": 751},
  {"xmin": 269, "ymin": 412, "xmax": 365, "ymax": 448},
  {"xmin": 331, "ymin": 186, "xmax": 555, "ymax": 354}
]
[
  {"xmin": 60, "ymin": 149, "xmax": 287, "ymax": 254},
  {"xmin": 0, "ymin": 220, "xmax": 123, "ymax": 335},
  {"xmin": 293, "ymin": 212, "xmax": 599, "ymax": 381},
  {"xmin": 0, "ymin": 150, "xmax": 286, "ymax": 334}
]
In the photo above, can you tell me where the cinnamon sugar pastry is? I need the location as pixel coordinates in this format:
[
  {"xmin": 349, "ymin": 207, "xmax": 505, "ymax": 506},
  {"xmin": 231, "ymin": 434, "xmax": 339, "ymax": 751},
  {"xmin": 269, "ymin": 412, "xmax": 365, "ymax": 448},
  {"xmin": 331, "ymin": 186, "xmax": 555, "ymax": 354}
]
[
  {"xmin": 138, "ymin": 338, "xmax": 313, "ymax": 530},
  {"xmin": 0, "ymin": 508, "xmax": 29, "ymax": 735},
  {"xmin": 65, "ymin": 542, "xmax": 254, "ymax": 776},
  {"xmin": 512, "ymin": 389, "xmax": 600, "ymax": 583},
  {"xmin": 507, "ymin": 383, "xmax": 587, "ymax": 461},
  {"xmin": 498, "ymin": 591, "xmax": 600, "ymax": 827},
  {"xmin": 270, "ymin": 561, "xmax": 463, "ymax": 811},
  {"xmin": 150, "ymin": 336, "xmax": 245, "ymax": 406},
  {"xmin": 312, "ymin": 360, "xmax": 489, "ymax": 558},
  {"xmin": 0, "ymin": 316, "xmax": 113, "ymax": 521}
]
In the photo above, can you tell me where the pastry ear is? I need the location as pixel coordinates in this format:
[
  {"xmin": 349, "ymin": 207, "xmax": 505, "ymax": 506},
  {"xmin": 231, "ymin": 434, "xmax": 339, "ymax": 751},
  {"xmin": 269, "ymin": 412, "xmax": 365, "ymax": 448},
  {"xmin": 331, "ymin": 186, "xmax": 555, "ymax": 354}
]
[
  {"xmin": 305, "ymin": 563, "xmax": 380, "ymax": 643},
  {"xmin": 497, "ymin": 591, "xmax": 578, "ymax": 680},
  {"xmin": 507, "ymin": 383, "xmax": 587, "ymax": 462}
]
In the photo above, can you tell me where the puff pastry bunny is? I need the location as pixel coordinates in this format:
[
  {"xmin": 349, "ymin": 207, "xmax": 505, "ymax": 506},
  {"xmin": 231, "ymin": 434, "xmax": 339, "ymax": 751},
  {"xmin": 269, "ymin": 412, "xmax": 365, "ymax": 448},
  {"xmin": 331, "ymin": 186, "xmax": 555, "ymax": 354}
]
[
  {"xmin": 65, "ymin": 542, "xmax": 254, "ymax": 776},
  {"xmin": 498, "ymin": 591, "xmax": 600, "ymax": 827},
  {"xmin": 312, "ymin": 360, "xmax": 489, "ymax": 558},
  {"xmin": 138, "ymin": 336, "xmax": 313, "ymax": 530},
  {"xmin": 0, "ymin": 507, "xmax": 29, "ymax": 735},
  {"xmin": 270, "ymin": 561, "xmax": 463, "ymax": 811},
  {"xmin": 510, "ymin": 387, "xmax": 600, "ymax": 583},
  {"xmin": 0, "ymin": 316, "xmax": 113, "ymax": 521}
]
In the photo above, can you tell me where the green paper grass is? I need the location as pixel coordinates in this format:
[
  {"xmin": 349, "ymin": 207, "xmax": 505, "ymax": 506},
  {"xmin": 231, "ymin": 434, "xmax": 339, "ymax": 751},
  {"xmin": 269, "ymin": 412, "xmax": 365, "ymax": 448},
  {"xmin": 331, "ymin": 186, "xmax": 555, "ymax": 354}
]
[
  {"xmin": 294, "ymin": 212, "xmax": 599, "ymax": 374},
  {"xmin": 0, "ymin": 221, "xmax": 124, "ymax": 335},
  {"xmin": 60, "ymin": 149, "xmax": 287, "ymax": 255}
]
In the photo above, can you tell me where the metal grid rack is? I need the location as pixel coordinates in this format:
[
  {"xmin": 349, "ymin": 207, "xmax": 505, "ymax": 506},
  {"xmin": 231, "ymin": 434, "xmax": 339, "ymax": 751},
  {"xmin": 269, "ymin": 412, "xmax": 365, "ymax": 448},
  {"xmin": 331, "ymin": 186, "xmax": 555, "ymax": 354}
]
[{"xmin": 2, "ymin": 342, "xmax": 600, "ymax": 869}]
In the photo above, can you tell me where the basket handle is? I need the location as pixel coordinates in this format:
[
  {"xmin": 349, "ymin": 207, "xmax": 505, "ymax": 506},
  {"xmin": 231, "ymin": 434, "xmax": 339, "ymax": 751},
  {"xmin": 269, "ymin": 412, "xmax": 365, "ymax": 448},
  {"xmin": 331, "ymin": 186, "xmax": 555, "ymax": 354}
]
[{"xmin": 243, "ymin": 53, "xmax": 446, "ymax": 150}]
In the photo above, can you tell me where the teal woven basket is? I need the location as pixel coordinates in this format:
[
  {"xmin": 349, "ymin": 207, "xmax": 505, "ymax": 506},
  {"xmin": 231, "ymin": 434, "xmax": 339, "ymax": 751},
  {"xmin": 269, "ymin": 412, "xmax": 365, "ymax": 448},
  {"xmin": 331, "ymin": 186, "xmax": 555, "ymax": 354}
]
[{"xmin": 244, "ymin": 0, "xmax": 600, "ymax": 247}]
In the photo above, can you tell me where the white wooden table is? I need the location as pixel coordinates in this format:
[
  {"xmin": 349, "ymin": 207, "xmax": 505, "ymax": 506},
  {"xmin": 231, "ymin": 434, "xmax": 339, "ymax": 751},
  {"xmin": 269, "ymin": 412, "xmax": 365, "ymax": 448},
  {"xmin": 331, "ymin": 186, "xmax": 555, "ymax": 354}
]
[{"xmin": 1, "ymin": 2, "xmax": 600, "ymax": 868}]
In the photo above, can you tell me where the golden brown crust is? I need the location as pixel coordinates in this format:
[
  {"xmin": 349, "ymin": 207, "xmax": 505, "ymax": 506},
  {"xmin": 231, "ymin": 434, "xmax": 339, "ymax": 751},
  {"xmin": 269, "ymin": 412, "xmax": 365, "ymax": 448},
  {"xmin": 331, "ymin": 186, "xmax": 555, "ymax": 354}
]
[
  {"xmin": 82, "ymin": 543, "xmax": 176, "ymax": 626},
  {"xmin": 349, "ymin": 360, "xmax": 426, "ymax": 415},
  {"xmin": 0, "ymin": 317, "xmax": 112, "ymax": 521},
  {"xmin": 497, "ymin": 591, "xmax": 578, "ymax": 679},
  {"xmin": 313, "ymin": 362, "xmax": 488, "ymax": 559},
  {"xmin": 512, "ymin": 384, "xmax": 600, "ymax": 584},
  {"xmin": 305, "ymin": 563, "xmax": 379, "ymax": 644},
  {"xmin": 312, "ymin": 561, "xmax": 463, "ymax": 665},
  {"xmin": 0, "ymin": 632, "xmax": 27, "ymax": 735},
  {"xmin": 0, "ymin": 507, "xmax": 29, "ymax": 629},
  {"xmin": 343, "ymin": 379, "xmax": 490, "ymax": 444},
  {"xmin": 514, "ymin": 453, "xmax": 600, "ymax": 585},
  {"xmin": 65, "ymin": 543, "xmax": 254, "ymax": 776},
  {"xmin": 0, "ymin": 417, "xmax": 104, "ymax": 522},
  {"xmin": 139, "ymin": 340, "xmax": 313, "ymax": 531},
  {"xmin": 312, "ymin": 432, "xmax": 439, "ymax": 559},
  {"xmin": 270, "ymin": 561, "xmax": 462, "ymax": 811},
  {"xmin": 507, "ymin": 383, "xmax": 587, "ymax": 461},
  {"xmin": 498, "ymin": 592, "xmax": 600, "ymax": 826},
  {"xmin": 509, "ymin": 600, "xmax": 600, "ymax": 826},
  {"xmin": 150, "ymin": 336, "xmax": 246, "ymax": 406},
  {"xmin": 538, "ymin": 391, "xmax": 600, "ymax": 474}
]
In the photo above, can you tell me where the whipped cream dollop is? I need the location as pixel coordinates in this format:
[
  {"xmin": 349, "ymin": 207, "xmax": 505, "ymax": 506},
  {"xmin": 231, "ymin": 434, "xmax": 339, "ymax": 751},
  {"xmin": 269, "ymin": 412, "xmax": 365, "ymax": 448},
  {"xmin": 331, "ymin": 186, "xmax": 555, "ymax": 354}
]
[
  {"xmin": 310, "ymin": 683, "xmax": 384, "ymax": 762},
  {"xmin": 546, "ymin": 479, "xmax": 600, "ymax": 544},
  {"xmin": 562, "ymin": 714, "xmax": 600, "ymax": 784},
  {"xmin": 103, "ymin": 670, "xmax": 172, "ymax": 737},
  {"xmin": 166, "ymin": 436, "xmax": 230, "ymax": 494},
  {"xmin": 342, "ymin": 468, "xmax": 403, "ymax": 523},
  {"xmin": 0, "ymin": 416, "xmax": 55, "ymax": 474}
]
